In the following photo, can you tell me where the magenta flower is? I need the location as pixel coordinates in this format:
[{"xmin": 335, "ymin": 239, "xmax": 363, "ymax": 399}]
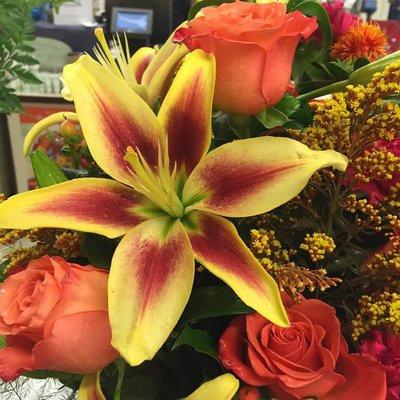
[
  {"xmin": 360, "ymin": 330, "xmax": 400, "ymax": 400},
  {"xmin": 322, "ymin": 0, "xmax": 360, "ymax": 40}
]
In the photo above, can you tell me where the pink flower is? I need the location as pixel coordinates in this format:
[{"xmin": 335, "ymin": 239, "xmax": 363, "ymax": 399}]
[
  {"xmin": 346, "ymin": 138, "xmax": 400, "ymax": 204},
  {"xmin": 322, "ymin": 0, "xmax": 360, "ymax": 40},
  {"xmin": 360, "ymin": 330, "xmax": 400, "ymax": 400},
  {"xmin": 0, "ymin": 256, "xmax": 118, "ymax": 381}
]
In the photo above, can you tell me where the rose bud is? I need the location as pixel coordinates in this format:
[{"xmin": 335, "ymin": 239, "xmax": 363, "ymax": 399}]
[
  {"xmin": 174, "ymin": 2, "xmax": 317, "ymax": 116},
  {"xmin": 60, "ymin": 119, "xmax": 77, "ymax": 137},
  {"xmin": 239, "ymin": 385, "xmax": 261, "ymax": 400},
  {"xmin": 0, "ymin": 256, "xmax": 118, "ymax": 381}
]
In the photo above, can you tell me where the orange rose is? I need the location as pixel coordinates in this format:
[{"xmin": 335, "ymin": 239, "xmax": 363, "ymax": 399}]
[
  {"xmin": 219, "ymin": 294, "xmax": 387, "ymax": 399},
  {"xmin": 174, "ymin": 2, "xmax": 318, "ymax": 115},
  {"xmin": 0, "ymin": 256, "xmax": 118, "ymax": 381}
]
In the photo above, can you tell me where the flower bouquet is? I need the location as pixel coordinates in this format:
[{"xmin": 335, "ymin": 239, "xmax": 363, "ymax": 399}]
[{"xmin": 0, "ymin": 0, "xmax": 399, "ymax": 399}]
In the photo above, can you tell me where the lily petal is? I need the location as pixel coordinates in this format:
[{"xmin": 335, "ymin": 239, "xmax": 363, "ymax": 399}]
[
  {"xmin": 158, "ymin": 50, "xmax": 215, "ymax": 176},
  {"xmin": 185, "ymin": 211, "xmax": 289, "ymax": 327},
  {"xmin": 183, "ymin": 137, "xmax": 348, "ymax": 217},
  {"xmin": 183, "ymin": 374, "xmax": 239, "ymax": 400},
  {"xmin": 141, "ymin": 34, "xmax": 189, "ymax": 106},
  {"xmin": 23, "ymin": 111, "xmax": 79, "ymax": 156},
  {"xmin": 129, "ymin": 47, "xmax": 156, "ymax": 85},
  {"xmin": 109, "ymin": 217, "xmax": 194, "ymax": 365},
  {"xmin": 78, "ymin": 371, "xmax": 106, "ymax": 400},
  {"xmin": 62, "ymin": 55, "xmax": 164, "ymax": 186},
  {"xmin": 0, "ymin": 178, "xmax": 151, "ymax": 238}
]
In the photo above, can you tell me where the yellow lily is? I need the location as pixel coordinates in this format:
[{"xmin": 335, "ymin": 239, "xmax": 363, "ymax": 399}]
[
  {"xmin": 78, "ymin": 371, "xmax": 106, "ymax": 400},
  {"xmin": 78, "ymin": 372, "xmax": 239, "ymax": 400},
  {"xmin": 183, "ymin": 374, "xmax": 239, "ymax": 400},
  {"xmin": 0, "ymin": 49, "xmax": 348, "ymax": 366},
  {"xmin": 89, "ymin": 27, "xmax": 187, "ymax": 107}
]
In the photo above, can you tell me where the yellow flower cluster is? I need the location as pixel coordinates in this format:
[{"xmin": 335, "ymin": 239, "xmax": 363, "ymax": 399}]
[
  {"xmin": 250, "ymin": 229, "xmax": 340, "ymax": 301},
  {"xmin": 290, "ymin": 60, "xmax": 400, "ymax": 159},
  {"xmin": 300, "ymin": 233, "xmax": 336, "ymax": 262},
  {"xmin": 364, "ymin": 237, "xmax": 400, "ymax": 277},
  {"xmin": 0, "ymin": 228, "xmax": 83, "ymax": 271},
  {"xmin": 290, "ymin": 93, "xmax": 351, "ymax": 154},
  {"xmin": 352, "ymin": 291, "xmax": 400, "ymax": 340},
  {"xmin": 343, "ymin": 194, "xmax": 383, "ymax": 231},
  {"xmin": 251, "ymin": 228, "xmax": 294, "ymax": 266},
  {"xmin": 353, "ymin": 149, "xmax": 400, "ymax": 183}
]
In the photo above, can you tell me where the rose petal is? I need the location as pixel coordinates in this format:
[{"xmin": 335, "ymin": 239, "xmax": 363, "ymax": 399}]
[
  {"xmin": 33, "ymin": 311, "xmax": 118, "ymax": 374},
  {"xmin": 0, "ymin": 336, "xmax": 35, "ymax": 381},
  {"xmin": 321, "ymin": 339, "xmax": 387, "ymax": 400}
]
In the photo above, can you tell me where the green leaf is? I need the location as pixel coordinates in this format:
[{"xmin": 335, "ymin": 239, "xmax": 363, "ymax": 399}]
[
  {"xmin": 294, "ymin": 1, "xmax": 332, "ymax": 57},
  {"xmin": 287, "ymin": 0, "xmax": 319, "ymax": 11},
  {"xmin": 173, "ymin": 325, "xmax": 219, "ymax": 361},
  {"xmin": 30, "ymin": 150, "xmax": 68, "ymax": 188},
  {"xmin": 180, "ymin": 286, "xmax": 252, "ymax": 325},
  {"xmin": 24, "ymin": 370, "xmax": 82, "ymax": 380},
  {"xmin": 13, "ymin": 68, "xmax": 42, "ymax": 84},
  {"xmin": 0, "ymin": 336, "xmax": 5, "ymax": 349},
  {"xmin": 326, "ymin": 61, "xmax": 350, "ymax": 80},
  {"xmin": 0, "ymin": 260, "xmax": 10, "ymax": 283},
  {"xmin": 292, "ymin": 41, "xmax": 320, "ymax": 83},
  {"xmin": 307, "ymin": 64, "xmax": 329, "ymax": 80},
  {"xmin": 383, "ymin": 94, "xmax": 400, "ymax": 105},
  {"xmin": 353, "ymin": 57, "xmax": 370, "ymax": 70},
  {"xmin": 188, "ymin": 0, "xmax": 235, "ymax": 20},
  {"xmin": 14, "ymin": 53, "xmax": 39, "ymax": 65},
  {"xmin": 291, "ymin": 1, "xmax": 333, "ymax": 84},
  {"xmin": 256, "ymin": 107, "xmax": 289, "ymax": 129},
  {"xmin": 81, "ymin": 233, "xmax": 117, "ymax": 269},
  {"xmin": 274, "ymin": 94, "xmax": 301, "ymax": 117},
  {"xmin": 228, "ymin": 114, "xmax": 253, "ymax": 139}
]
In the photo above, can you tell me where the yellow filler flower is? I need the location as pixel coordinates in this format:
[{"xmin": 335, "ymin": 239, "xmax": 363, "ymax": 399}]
[
  {"xmin": 78, "ymin": 372, "xmax": 239, "ymax": 400},
  {"xmin": 0, "ymin": 50, "xmax": 348, "ymax": 366}
]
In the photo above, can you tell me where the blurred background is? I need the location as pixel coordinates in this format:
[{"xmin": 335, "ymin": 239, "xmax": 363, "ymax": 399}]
[{"xmin": 0, "ymin": 0, "xmax": 399, "ymax": 197}]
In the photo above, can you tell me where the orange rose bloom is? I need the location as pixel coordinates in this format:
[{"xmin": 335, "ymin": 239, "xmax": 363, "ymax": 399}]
[
  {"xmin": 174, "ymin": 2, "xmax": 318, "ymax": 115},
  {"xmin": 0, "ymin": 256, "xmax": 118, "ymax": 381},
  {"xmin": 219, "ymin": 294, "xmax": 387, "ymax": 399}
]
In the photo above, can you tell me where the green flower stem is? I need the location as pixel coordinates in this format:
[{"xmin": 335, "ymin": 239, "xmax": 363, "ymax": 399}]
[
  {"xmin": 297, "ymin": 79, "xmax": 349, "ymax": 102},
  {"xmin": 113, "ymin": 359, "xmax": 126, "ymax": 400}
]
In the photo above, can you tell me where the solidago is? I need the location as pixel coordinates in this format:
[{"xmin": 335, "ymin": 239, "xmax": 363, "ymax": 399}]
[{"xmin": 0, "ymin": 50, "xmax": 347, "ymax": 366}]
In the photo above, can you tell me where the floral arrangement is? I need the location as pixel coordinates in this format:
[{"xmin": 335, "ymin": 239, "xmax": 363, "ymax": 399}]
[{"xmin": 0, "ymin": 0, "xmax": 399, "ymax": 399}]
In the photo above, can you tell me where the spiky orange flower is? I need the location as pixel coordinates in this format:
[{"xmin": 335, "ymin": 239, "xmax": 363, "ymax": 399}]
[{"xmin": 331, "ymin": 22, "xmax": 388, "ymax": 61}]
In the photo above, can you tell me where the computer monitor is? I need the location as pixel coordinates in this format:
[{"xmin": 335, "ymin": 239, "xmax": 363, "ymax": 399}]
[{"xmin": 110, "ymin": 7, "xmax": 153, "ymax": 36}]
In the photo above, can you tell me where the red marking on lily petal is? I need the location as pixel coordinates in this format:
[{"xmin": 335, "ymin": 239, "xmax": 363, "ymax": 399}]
[
  {"xmin": 97, "ymin": 96, "xmax": 159, "ymax": 169},
  {"xmin": 197, "ymin": 158, "xmax": 297, "ymax": 211},
  {"xmin": 188, "ymin": 212, "xmax": 265, "ymax": 291},
  {"xmin": 31, "ymin": 181, "xmax": 144, "ymax": 228},
  {"xmin": 187, "ymin": 211, "xmax": 288, "ymax": 327},
  {"xmin": 135, "ymin": 53, "xmax": 154, "ymax": 84},
  {"xmin": 165, "ymin": 72, "xmax": 211, "ymax": 174},
  {"xmin": 125, "ymin": 227, "xmax": 188, "ymax": 314},
  {"xmin": 109, "ymin": 217, "xmax": 194, "ymax": 365}
]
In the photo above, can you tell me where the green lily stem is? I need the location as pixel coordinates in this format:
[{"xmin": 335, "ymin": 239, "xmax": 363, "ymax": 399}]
[
  {"xmin": 114, "ymin": 359, "xmax": 126, "ymax": 400},
  {"xmin": 297, "ymin": 79, "xmax": 348, "ymax": 102}
]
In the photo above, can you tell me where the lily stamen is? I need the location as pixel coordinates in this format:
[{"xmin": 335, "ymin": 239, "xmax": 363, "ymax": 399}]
[{"xmin": 124, "ymin": 146, "xmax": 184, "ymax": 217}]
